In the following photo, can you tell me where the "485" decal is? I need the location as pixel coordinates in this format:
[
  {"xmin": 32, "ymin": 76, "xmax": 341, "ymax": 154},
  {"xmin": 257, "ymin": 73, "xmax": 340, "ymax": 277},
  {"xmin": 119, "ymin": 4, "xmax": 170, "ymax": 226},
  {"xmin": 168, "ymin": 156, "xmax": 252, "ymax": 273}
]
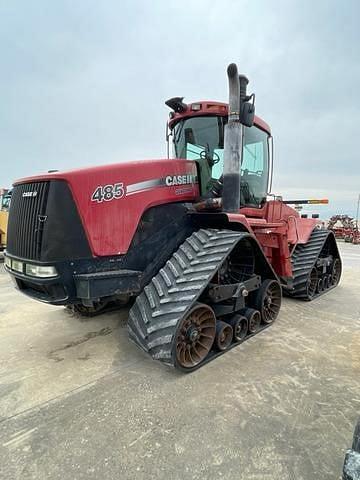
[{"xmin": 91, "ymin": 183, "xmax": 126, "ymax": 203}]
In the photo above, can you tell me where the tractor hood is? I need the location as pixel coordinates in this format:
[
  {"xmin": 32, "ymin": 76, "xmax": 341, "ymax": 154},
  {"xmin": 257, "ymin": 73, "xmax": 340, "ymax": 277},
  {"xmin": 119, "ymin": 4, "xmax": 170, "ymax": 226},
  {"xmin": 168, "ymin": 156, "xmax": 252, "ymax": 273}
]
[{"xmin": 10, "ymin": 158, "xmax": 199, "ymax": 257}]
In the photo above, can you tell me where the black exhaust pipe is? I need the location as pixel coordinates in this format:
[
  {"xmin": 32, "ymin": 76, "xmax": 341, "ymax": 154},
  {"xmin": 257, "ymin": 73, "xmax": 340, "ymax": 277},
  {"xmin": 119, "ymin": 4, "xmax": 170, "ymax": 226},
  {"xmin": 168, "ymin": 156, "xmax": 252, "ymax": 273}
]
[
  {"xmin": 222, "ymin": 63, "xmax": 242, "ymax": 213},
  {"xmin": 222, "ymin": 64, "xmax": 254, "ymax": 212}
]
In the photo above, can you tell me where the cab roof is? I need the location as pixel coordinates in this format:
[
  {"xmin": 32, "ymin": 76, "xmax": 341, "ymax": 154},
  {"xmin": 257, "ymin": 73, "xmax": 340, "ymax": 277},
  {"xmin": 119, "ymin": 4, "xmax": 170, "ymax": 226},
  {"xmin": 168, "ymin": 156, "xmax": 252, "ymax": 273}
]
[{"xmin": 168, "ymin": 100, "xmax": 271, "ymax": 134}]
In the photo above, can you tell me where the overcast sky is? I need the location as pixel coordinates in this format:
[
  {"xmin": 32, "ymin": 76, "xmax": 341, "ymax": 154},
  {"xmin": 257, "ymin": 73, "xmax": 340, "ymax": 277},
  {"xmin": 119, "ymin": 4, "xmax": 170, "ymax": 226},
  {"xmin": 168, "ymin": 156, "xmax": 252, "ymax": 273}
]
[{"xmin": 1, "ymin": 0, "xmax": 359, "ymax": 218}]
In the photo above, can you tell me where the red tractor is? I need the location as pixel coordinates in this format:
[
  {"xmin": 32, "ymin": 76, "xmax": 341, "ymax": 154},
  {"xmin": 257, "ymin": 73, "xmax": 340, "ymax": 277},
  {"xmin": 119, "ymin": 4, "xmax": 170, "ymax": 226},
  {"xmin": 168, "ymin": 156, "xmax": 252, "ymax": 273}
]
[{"xmin": 4, "ymin": 64, "xmax": 341, "ymax": 371}]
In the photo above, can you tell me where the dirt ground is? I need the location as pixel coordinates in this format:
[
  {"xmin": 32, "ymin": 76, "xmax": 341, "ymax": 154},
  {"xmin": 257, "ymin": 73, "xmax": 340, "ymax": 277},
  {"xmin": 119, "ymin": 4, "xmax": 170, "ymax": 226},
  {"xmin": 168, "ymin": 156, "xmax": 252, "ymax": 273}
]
[{"xmin": 0, "ymin": 242, "xmax": 359, "ymax": 479}]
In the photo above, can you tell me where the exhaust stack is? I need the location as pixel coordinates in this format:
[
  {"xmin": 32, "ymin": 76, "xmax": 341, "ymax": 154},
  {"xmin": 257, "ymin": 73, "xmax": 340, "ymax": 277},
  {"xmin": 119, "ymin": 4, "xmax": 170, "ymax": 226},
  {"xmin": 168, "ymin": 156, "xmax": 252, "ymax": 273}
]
[
  {"xmin": 222, "ymin": 63, "xmax": 241, "ymax": 213},
  {"xmin": 222, "ymin": 63, "xmax": 254, "ymax": 213}
]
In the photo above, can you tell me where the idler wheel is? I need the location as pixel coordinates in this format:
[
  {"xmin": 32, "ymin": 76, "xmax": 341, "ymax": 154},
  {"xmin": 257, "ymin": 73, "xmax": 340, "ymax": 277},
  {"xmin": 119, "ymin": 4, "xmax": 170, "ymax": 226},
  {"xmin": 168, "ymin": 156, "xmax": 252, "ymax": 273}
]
[
  {"xmin": 225, "ymin": 315, "xmax": 248, "ymax": 342},
  {"xmin": 174, "ymin": 303, "xmax": 216, "ymax": 369},
  {"xmin": 253, "ymin": 279, "xmax": 282, "ymax": 324},
  {"xmin": 214, "ymin": 320, "xmax": 233, "ymax": 351},
  {"xmin": 240, "ymin": 308, "xmax": 261, "ymax": 334}
]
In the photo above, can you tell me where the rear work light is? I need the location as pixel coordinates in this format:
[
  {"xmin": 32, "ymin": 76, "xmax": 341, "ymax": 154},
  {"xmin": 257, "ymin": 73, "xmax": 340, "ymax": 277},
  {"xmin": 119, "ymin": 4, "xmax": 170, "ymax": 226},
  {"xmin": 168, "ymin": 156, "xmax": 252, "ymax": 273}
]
[{"xmin": 25, "ymin": 264, "xmax": 58, "ymax": 278}]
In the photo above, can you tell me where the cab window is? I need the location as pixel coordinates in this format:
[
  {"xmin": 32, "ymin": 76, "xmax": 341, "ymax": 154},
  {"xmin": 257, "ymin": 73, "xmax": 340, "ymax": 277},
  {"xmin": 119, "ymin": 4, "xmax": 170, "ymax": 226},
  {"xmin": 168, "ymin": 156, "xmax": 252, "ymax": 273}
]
[{"xmin": 172, "ymin": 116, "xmax": 269, "ymax": 206}]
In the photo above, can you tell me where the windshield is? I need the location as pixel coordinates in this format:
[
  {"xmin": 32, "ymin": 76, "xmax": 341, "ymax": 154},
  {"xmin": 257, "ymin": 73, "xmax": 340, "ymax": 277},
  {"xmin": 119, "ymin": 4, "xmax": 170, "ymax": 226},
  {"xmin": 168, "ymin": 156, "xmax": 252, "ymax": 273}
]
[{"xmin": 172, "ymin": 116, "xmax": 270, "ymax": 207}]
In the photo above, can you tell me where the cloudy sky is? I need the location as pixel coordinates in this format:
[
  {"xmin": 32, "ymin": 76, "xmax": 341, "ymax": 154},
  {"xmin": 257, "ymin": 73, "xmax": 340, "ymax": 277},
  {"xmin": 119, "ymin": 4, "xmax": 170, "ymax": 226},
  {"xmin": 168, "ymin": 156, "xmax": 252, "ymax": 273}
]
[{"xmin": 1, "ymin": 0, "xmax": 359, "ymax": 218}]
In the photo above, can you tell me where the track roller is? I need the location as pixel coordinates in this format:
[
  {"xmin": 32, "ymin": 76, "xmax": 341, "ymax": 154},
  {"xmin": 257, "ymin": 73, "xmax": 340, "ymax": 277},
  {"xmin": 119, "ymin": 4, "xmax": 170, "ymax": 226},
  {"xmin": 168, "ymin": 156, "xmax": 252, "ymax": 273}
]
[
  {"xmin": 253, "ymin": 279, "xmax": 281, "ymax": 324},
  {"xmin": 225, "ymin": 315, "xmax": 248, "ymax": 342},
  {"xmin": 241, "ymin": 308, "xmax": 261, "ymax": 334},
  {"xmin": 214, "ymin": 321, "xmax": 233, "ymax": 351}
]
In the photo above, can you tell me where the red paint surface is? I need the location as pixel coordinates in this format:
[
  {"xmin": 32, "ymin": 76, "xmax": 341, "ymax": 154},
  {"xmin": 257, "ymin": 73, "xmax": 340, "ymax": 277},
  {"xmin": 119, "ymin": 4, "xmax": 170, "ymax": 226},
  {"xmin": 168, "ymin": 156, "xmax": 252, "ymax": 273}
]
[{"xmin": 227, "ymin": 201, "xmax": 318, "ymax": 277}]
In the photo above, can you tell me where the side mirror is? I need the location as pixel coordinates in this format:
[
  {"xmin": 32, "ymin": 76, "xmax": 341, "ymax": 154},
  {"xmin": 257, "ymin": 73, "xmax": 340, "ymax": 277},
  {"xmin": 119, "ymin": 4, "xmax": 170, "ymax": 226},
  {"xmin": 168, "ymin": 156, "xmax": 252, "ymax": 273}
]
[
  {"xmin": 238, "ymin": 75, "xmax": 255, "ymax": 127},
  {"xmin": 240, "ymin": 101, "xmax": 255, "ymax": 127}
]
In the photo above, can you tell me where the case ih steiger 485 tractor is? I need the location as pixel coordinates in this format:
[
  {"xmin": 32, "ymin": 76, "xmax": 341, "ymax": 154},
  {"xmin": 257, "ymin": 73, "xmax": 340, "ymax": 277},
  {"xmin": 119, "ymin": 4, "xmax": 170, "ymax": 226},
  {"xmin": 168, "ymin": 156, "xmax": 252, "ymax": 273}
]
[{"xmin": 4, "ymin": 64, "xmax": 341, "ymax": 371}]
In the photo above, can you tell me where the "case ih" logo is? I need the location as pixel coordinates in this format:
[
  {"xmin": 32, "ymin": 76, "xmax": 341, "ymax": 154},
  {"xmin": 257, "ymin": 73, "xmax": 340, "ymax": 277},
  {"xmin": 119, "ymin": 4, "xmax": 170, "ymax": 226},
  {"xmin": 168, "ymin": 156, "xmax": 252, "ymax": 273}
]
[
  {"xmin": 22, "ymin": 191, "xmax": 38, "ymax": 198},
  {"xmin": 165, "ymin": 175, "xmax": 194, "ymax": 186}
]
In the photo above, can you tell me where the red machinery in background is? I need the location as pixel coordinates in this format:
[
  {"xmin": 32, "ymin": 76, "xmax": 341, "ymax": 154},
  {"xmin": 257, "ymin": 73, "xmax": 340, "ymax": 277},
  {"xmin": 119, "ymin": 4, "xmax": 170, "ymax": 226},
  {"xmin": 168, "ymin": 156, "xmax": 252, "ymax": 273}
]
[{"xmin": 328, "ymin": 214, "xmax": 360, "ymax": 244}]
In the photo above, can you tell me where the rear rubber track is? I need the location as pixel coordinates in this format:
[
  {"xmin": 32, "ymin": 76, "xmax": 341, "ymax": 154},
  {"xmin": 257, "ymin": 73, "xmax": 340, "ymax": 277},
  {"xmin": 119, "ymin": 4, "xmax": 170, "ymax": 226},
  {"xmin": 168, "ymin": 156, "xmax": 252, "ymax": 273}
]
[
  {"xmin": 286, "ymin": 228, "xmax": 341, "ymax": 300},
  {"xmin": 128, "ymin": 228, "xmax": 255, "ymax": 369}
]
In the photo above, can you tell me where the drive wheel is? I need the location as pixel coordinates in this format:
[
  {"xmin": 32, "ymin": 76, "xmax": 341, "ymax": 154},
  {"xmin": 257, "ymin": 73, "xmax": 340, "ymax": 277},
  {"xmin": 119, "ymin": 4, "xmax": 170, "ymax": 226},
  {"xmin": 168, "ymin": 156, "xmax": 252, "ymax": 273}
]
[
  {"xmin": 254, "ymin": 279, "xmax": 282, "ymax": 324},
  {"xmin": 331, "ymin": 258, "xmax": 341, "ymax": 286},
  {"xmin": 174, "ymin": 303, "xmax": 216, "ymax": 369}
]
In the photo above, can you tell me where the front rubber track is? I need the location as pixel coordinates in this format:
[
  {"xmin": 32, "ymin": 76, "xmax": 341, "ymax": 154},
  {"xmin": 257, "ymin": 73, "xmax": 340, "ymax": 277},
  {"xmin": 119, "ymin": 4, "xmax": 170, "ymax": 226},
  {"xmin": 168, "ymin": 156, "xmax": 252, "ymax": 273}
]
[{"xmin": 127, "ymin": 229, "xmax": 252, "ymax": 369}]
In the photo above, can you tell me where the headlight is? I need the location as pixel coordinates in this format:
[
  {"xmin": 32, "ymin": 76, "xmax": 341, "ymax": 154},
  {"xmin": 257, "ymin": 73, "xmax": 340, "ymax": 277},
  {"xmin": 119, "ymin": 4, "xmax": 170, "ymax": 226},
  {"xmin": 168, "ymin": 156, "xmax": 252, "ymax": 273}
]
[
  {"xmin": 25, "ymin": 264, "xmax": 58, "ymax": 278},
  {"xmin": 12, "ymin": 260, "xmax": 24, "ymax": 273},
  {"xmin": 4, "ymin": 256, "xmax": 12, "ymax": 269}
]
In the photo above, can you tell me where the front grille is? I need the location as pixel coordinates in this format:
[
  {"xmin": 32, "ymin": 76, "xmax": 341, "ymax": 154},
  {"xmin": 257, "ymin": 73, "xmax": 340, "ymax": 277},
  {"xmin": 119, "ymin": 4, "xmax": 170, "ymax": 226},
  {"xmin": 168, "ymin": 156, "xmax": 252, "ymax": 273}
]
[{"xmin": 7, "ymin": 182, "xmax": 49, "ymax": 260}]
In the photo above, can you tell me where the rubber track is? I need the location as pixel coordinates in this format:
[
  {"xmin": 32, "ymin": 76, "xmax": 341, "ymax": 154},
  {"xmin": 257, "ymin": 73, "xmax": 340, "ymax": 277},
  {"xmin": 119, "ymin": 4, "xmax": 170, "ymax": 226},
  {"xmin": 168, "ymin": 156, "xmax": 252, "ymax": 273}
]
[
  {"xmin": 127, "ymin": 229, "xmax": 249, "ymax": 367},
  {"xmin": 286, "ymin": 229, "xmax": 339, "ymax": 300}
]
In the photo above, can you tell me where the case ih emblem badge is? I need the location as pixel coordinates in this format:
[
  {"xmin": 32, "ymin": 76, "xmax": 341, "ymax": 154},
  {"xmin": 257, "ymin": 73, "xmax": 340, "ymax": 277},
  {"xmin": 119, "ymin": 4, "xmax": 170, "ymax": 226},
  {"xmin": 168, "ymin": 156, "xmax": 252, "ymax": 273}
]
[
  {"xmin": 22, "ymin": 191, "xmax": 38, "ymax": 198},
  {"xmin": 165, "ymin": 174, "xmax": 194, "ymax": 186}
]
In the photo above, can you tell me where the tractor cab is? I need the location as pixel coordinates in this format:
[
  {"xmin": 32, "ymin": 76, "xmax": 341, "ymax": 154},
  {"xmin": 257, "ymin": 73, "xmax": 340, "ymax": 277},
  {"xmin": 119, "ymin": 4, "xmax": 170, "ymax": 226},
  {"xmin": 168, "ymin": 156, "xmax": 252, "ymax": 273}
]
[{"xmin": 166, "ymin": 100, "xmax": 273, "ymax": 208}]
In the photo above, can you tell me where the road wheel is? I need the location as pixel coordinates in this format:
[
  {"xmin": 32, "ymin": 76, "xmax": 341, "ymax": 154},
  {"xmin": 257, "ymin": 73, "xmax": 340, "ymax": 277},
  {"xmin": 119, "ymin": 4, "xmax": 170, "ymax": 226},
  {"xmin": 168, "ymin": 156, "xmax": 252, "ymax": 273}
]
[
  {"xmin": 225, "ymin": 315, "xmax": 248, "ymax": 342},
  {"xmin": 241, "ymin": 308, "xmax": 261, "ymax": 334},
  {"xmin": 214, "ymin": 320, "xmax": 233, "ymax": 351}
]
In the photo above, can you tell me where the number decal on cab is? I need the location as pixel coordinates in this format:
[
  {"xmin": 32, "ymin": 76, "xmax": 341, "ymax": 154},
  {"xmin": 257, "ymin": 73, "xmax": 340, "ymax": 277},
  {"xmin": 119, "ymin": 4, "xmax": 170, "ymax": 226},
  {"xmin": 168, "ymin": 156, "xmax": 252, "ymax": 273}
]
[{"xmin": 91, "ymin": 183, "xmax": 126, "ymax": 203}]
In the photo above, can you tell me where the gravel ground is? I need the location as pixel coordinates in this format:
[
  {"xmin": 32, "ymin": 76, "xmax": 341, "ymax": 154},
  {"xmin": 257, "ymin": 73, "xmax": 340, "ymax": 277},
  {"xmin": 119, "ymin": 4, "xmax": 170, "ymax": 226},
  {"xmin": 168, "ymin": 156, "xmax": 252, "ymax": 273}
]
[{"xmin": 0, "ymin": 241, "xmax": 359, "ymax": 479}]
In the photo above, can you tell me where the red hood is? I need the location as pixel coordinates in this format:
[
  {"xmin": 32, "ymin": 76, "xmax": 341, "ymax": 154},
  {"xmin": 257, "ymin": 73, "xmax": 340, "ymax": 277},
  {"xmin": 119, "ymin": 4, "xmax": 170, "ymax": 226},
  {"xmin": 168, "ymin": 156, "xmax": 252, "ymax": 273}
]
[
  {"xmin": 13, "ymin": 158, "xmax": 199, "ymax": 257},
  {"xmin": 13, "ymin": 158, "xmax": 178, "ymax": 185}
]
